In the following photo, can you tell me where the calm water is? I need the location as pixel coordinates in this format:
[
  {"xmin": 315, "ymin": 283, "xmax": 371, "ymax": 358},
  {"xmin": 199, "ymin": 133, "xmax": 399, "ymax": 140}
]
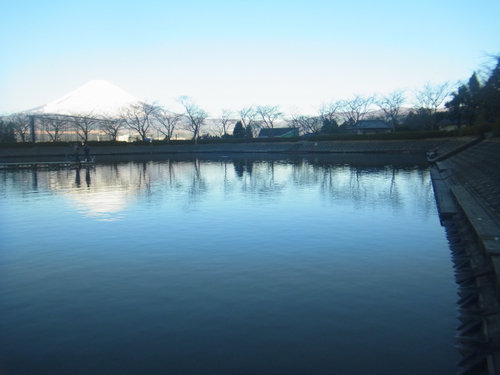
[{"xmin": 0, "ymin": 154, "xmax": 459, "ymax": 374}]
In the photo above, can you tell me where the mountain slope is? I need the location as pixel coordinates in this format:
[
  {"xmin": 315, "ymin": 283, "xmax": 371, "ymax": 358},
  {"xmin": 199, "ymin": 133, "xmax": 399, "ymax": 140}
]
[{"xmin": 27, "ymin": 80, "xmax": 141, "ymax": 117}]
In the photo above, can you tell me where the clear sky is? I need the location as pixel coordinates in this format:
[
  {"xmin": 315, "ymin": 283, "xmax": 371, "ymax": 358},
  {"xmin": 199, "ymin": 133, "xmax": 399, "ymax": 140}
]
[{"xmin": 1, "ymin": 0, "xmax": 499, "ymax": 116}]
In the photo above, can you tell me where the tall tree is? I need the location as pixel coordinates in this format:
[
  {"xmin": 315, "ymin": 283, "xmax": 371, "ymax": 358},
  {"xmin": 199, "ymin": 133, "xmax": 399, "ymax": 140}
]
[
  {"xmin": 468, "ymin": 72, "xmax": 481, "ymax": 98},
  {"xmin": 466, "ymin": 72, "xmax": 482, "ymax": 125},
  {"xmin": 445, "ymin": 84, "xmax": 470, "ymax": 125},
  {"xmin": 0, "ymin": 119, "xmax": 17, "ymax": 142},
  {"xmin": 321, "ymin": 117, "xmax": 339, "ymax": 134},
  {"xmin": 232, "ymin": 121, "xmax": 245, "ymax": 138},
  {"xmin": 481, "ymin": 56, "xmax": 500, "ymax": 121},
  {"xmin": 177, "ymin": 96, "xmax": 207, "ymax": 143},
  {"xmin": 245, "ymin": 123, "xmax": 254, "ymax": 138}
]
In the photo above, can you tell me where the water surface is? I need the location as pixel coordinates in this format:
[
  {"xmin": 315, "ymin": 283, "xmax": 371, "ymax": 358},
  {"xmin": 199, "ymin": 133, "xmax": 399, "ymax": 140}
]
[{"xmin": 0, "ymin": 154, "xmax": 459, "ymax": 374}]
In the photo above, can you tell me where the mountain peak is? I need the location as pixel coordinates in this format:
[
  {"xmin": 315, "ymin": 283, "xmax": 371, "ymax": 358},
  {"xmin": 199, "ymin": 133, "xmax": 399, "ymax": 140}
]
[{"xmin": 28, "ymin": 80, "xmax": 141, "ymax": 117}]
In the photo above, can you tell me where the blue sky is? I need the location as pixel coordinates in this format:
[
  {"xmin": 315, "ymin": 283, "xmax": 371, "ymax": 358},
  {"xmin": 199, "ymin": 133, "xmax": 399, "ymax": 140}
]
[{"xmin": 1, "ymin": 0, "xmax": 499, "ymax": 116}]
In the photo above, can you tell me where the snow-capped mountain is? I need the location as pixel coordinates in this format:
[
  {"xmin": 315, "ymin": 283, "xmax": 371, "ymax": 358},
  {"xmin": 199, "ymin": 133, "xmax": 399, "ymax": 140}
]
[{"xmin": 27, "ymin": 80, "xmax": 141, "ymax": 117}]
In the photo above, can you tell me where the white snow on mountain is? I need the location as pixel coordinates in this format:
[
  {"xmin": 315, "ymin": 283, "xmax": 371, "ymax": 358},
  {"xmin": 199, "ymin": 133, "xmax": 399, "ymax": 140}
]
[{"xmin": 27, "ymin": 80, "xmax": 141, "ymax": 117}]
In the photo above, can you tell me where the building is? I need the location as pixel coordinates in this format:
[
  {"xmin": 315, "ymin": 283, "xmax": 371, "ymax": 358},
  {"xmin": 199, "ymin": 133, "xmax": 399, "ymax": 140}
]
[
  {"xmin": 437, "ymin": 118, "xmax": 468, "ymax": 132},
  {"xmin": 258, "ymin": 127, "xmax": 299, "ymax": 138},
  {"xmin": 348, "ymin": 120, "xmax": 392, "ymax": 135}
]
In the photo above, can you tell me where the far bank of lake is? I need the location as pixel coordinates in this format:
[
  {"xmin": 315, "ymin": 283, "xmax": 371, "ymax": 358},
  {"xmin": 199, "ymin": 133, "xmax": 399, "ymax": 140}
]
[{"xmin": 0, "ymin": 137, "xmax": 478, "ymax": 160}]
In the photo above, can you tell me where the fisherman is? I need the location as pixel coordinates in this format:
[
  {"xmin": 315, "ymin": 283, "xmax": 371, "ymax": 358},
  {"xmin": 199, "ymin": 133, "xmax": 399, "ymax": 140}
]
[
  {"xmin": 430, "ymin": 146, "xmax": 439, "ymax": 158},
  {"xmin": 73, "ymin": 143, "xmax": 80, "ymax": 162},
  {"xmin": 84, "ymin": 144, "xmax": 91, "ymax": 162}
]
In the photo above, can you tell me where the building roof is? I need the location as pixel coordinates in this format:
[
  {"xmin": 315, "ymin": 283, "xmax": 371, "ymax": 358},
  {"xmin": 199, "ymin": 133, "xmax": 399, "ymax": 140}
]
[
  {"xmin": 355, "ymin": 120, "xmax": 392, "ymax": 129},
  {"xmin": 258, "ymin": 127, "xmax": 299, "ymax": 137}
]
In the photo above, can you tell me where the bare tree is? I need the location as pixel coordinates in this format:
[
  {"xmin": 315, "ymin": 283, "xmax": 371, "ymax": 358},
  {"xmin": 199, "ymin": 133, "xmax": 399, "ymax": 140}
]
[
  {"xmin": 152, "ymin": 107, "xmax": 182, "ymax": 141},
  {"xmin": 255, "ymin": 105, "xmax": 282, "ymax": 137},
  {"xmin": 318, "ymin": 100, "xmax": 342, "ymax": 124},
  {"xmin": 213, "ymin": 109, "xmax": 235, "ymax": 137},
  {"xmin": 413, "ymin": 82, "xmax": 451, "ymax": 130},
  {"xmin": 177, "ymin": 96, "xmax": 207, "ymax": 143},
  {"xmin": 121, "ymin": 102, "xmax": 159, "ymax": 140},
  {"xmin": 99, "ymin": 116, "xmax": 125, "ymax": 141},
  {"xmin": 338, "ymin": 95, "xmax": 375, "ymax": 126},
  {"xmin": 39, "ymin": 115, "xmax": 68, "ymax": 142},
  {"xmin": 288, "ymin": 113, "xmax": 321, "ymax": 135},
  {"xmin": 318, "ymin": 100, "xmax": 343, "ymax": 133},
  {"xmin": 9, "ymin": 113, "xmax": 31, "ymax": 141},
  {"xmin": 70, "ymin": 113, "xmax": 99, "ymax": 142},
  {"xmin": 238, "ymin": 106, "xmax": 259, "ymax": 137},
  {"xmin": 376, "ymin": 90, "xmax": 406, "ymax": 128}
]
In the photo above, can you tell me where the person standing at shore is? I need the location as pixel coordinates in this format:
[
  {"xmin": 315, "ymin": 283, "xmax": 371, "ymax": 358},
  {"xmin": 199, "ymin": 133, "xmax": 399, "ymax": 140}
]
[
  {"xmin": 84, "ymin": 144, "xmax": 90, "ymax": 161},
  {"xmin": 73, "ymin": 143, "xmax": 80, "ymax": 162}
]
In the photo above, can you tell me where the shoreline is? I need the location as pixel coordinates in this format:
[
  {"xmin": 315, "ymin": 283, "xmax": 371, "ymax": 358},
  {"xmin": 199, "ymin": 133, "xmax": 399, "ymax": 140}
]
[{"xmin": 0, "ymin": 137, "xmax": 477, "ymax": 159}]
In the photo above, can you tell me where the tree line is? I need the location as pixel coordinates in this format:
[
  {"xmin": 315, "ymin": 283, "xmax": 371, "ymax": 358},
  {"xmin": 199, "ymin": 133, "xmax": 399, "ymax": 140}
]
[{"xmin": 1, "ymin": 56, "xmax": 499, "ymax": 143}]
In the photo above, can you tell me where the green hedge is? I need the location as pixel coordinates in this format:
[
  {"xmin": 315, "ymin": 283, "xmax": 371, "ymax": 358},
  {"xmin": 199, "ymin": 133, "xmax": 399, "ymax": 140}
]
[
  {"xmin": 305, "ymin": 131, "xmax": 448, "ymax": 141},
  {"xmin": 0, "ymin": 129, "xmax": 483, "ymax": 149}
]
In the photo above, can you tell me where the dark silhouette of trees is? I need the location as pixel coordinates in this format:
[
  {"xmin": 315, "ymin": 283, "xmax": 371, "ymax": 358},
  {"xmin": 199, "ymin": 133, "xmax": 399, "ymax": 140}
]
[
  {"xmin": 232, "ymin": 121, "xmax": 245, "ymax": 138},
  {"xmin": 445, "ymin": 84, "xmax": 471, "ymax": 126},
  {"xmin": 321, "ymin": 118, "xmax": 339, "ymax": 134},
  {"xmin": 445, "ymin": 56, "xmax": 500, "ymax": 127},
  {"xmin": 6, "ymin": 113, "xmax": 31, "ymax": 141},
  {"xmin": 0, "ymin": 119, "xmax": 17, "ymax": 141},
  {"xmin": 245, "ymin": 123, "xmax": 254, "ymax": 138},
  {"xmin": 481, "ymin": 56, "xmax": 500, "ymax": 121}
]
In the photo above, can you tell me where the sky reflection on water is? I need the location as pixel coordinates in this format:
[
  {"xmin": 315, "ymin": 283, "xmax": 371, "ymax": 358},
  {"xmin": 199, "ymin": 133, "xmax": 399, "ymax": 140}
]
[{"xmin": 0, "ymin": 154, "xmax": 459, "ymax": 375}]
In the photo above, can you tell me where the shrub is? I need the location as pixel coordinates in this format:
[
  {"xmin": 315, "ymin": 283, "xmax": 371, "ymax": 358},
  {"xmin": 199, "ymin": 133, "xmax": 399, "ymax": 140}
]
[
  {"xmin": 492, "ymin": 119, "xmax": 500, "ymax": 137},
  {"xmin": 457, "ymin": 123, "xmax": 493, "ymax": 136}
]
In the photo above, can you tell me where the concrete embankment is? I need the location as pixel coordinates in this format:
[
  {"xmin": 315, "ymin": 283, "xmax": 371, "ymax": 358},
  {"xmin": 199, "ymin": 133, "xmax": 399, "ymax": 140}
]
[
  {"xmin": 430, "ymin": 137, "xmax": 500, "ymax": 375},
  {"xmin": 0, "ymin": 137, "xmax": 478, "ymax": 159}
]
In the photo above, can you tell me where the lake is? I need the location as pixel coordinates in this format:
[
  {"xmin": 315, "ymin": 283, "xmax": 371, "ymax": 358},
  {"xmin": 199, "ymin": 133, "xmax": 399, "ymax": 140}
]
[{"xmin": 0, "ymin": 154, "xmax": 459, "ymax": 374}]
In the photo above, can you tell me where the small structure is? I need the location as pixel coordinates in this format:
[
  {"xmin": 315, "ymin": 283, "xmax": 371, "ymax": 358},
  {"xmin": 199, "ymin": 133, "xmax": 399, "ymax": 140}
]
[
  {"xmin": 0, "ymin": 161, "xmax": 94, "ymax": 170},
  {"xmin": 348, "ymin": 120, "xmax": 392, "ymax": 135},
  {"xmin": 258, "ymin": 127, "xmax": 299, "ymax": 138},
  {"xmin": 437, "ymin": 118, "xmax": 468, "ymax": 132}
]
